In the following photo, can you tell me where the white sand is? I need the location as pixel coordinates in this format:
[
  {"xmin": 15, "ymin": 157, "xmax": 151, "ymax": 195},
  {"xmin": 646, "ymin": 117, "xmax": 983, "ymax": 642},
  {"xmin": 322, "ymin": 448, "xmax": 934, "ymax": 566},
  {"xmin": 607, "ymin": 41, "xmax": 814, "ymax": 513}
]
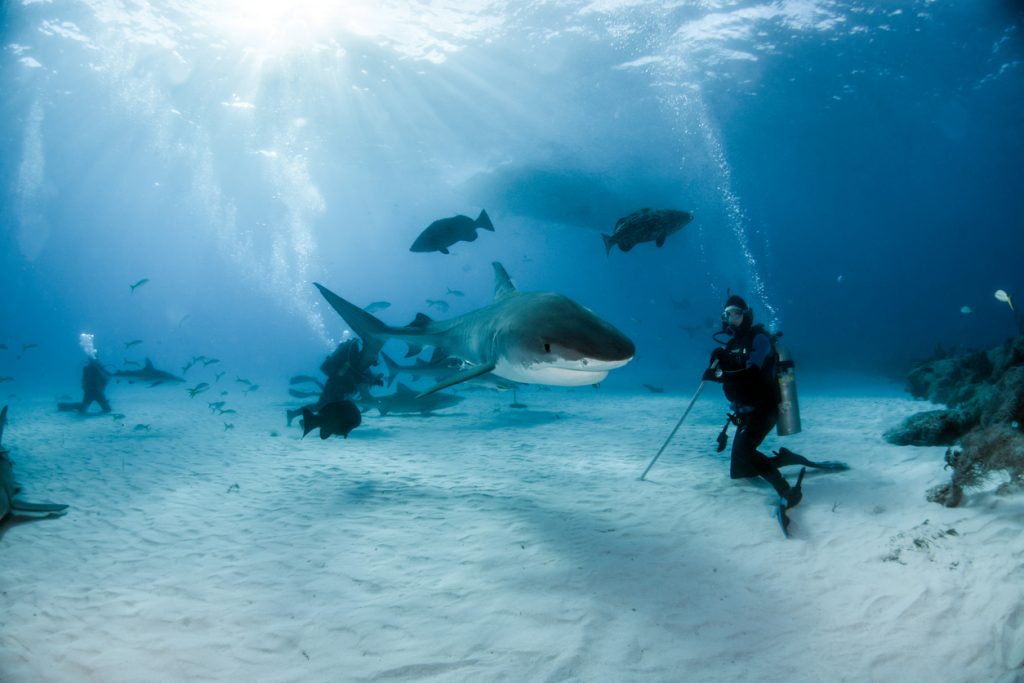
[{"xmin": 1, "ymin": 382, "xmax": 1022, "ymax": 682}]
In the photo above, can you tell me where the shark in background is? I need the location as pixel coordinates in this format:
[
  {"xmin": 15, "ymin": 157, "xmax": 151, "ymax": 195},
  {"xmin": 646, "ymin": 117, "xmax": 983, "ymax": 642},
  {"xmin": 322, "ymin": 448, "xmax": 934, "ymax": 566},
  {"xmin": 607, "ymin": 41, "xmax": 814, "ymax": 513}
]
[
  {"xmin": 1, "ymin": 406, "xmax": 69, "ymax": 524},
  {"xmin": 314, "ymin": 262, "xmax": 635, "ymax": 396}
]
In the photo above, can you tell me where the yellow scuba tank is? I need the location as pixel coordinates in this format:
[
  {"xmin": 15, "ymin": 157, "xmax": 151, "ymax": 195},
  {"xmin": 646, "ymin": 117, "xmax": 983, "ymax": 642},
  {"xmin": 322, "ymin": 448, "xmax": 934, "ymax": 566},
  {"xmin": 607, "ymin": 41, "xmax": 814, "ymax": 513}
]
[{"xmin": 775, "ymin": 342, "xmax": 802, "ymax": 436}]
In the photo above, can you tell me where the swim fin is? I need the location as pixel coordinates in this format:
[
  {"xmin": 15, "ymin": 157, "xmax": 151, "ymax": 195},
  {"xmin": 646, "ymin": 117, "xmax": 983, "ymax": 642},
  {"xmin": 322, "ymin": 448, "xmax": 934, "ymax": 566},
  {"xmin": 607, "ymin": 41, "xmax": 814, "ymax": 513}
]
[{"xmin": 773, "ymin": 447, "xmax": 850, "ymax": 471}]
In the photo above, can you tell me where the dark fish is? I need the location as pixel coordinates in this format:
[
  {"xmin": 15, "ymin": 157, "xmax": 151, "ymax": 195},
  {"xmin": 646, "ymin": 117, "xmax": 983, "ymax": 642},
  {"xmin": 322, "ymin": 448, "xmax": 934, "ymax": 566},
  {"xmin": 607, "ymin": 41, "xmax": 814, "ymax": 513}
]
[
  {"xmin": 409, "ymin": 209, "xmax": 494, "ymax": 255},
  {"xmin": 21, "ymin": 343, "xmax": 38, "ymax": 352},
  {"xmin": 602, "ymin": 208, "xmax": 693, "ymax": 255},
  {"xmin": 129, "ymin": 278, "xmax": 150, "ymax": 293},
  {"xmin": 301, "ymin": 400, "xmax": 362, "ymax": 440},
  {"xmin": 188, "ymin": 382, "xmax": 210, "ymax": 397},
  {"xmin": 642, "ymin": 383, "xmax": 665, "ymax": 394},
  {"xmin": 124, "ymin": 339, "xmax": 143, "ymax": 349},
  {"xmin": 446, "ymin": 288, "xmax": 464, "ymax": 297},
  {"xmin": 0, "ymin": 377, "xmax": 13, "ymax": 384}
]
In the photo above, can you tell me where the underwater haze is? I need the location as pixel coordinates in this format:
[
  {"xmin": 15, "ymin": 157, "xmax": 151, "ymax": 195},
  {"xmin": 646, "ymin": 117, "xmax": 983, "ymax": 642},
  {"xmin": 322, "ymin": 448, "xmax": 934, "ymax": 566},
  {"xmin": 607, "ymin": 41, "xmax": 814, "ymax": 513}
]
[{"xmin": 2, "ymin": 0, "xmax": 1024, "ymax": 387}]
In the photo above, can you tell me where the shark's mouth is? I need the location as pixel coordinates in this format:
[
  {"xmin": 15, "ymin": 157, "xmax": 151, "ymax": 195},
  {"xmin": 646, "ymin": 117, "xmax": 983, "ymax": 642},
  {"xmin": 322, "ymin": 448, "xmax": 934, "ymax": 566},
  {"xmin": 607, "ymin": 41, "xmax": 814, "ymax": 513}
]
[{"xmin": 494, "ymin": 356, "xmax": 633, "ymax": 386}]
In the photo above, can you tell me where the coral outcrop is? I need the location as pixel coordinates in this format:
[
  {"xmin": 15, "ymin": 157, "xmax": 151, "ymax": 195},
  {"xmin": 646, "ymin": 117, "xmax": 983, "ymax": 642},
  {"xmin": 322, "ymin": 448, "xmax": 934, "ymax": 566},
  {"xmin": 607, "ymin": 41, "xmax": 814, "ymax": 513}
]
[{"xmin": 885, "ymin": 336, "xmax": 1024, "ymax": 507}]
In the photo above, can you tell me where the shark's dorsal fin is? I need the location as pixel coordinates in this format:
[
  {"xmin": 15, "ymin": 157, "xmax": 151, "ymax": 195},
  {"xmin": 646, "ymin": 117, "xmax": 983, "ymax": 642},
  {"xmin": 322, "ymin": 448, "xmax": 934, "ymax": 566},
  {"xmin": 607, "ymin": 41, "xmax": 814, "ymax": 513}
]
[
  {"xmin": 407, "ymin": 313, "xmax": 433, "ymax": 328},
  {"xmin": 417, "ymin": 362, "xmax": 497, "ymax": 398},
  {"xmin": 492, "ymin": 262, "xmax": 516, "ymax": 300},
  {"xmin": 144, "ymin": 358, "xmax": 154, "ymax": 369}
]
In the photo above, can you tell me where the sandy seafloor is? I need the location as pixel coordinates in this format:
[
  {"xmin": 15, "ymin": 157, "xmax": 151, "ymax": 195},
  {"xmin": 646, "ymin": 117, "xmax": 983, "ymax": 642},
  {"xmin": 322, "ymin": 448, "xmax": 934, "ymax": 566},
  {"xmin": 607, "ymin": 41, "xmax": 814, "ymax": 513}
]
[{"xmin": 1, "ymin": 380, "xmax": 1022, "ymax": 683}]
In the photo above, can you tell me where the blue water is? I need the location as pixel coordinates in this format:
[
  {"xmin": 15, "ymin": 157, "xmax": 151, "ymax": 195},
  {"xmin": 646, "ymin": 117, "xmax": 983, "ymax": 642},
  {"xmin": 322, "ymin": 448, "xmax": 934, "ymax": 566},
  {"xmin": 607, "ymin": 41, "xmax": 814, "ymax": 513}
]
[{"xmin": 2, "ymin": 1, "xmax": 1022, "ymax": 395}]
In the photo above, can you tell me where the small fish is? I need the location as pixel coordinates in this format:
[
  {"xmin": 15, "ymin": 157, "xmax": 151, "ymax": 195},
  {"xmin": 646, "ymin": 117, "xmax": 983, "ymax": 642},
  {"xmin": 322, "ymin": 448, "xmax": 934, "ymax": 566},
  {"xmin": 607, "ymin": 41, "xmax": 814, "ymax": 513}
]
[
  {"xmin": 214, "ymin": 371, "xmax": 225, "ymax": 382},
  {"xmin": 21, "ymin": 343, "xmax": 38, "ymax": 352},
  {"xmin": 177, "ymin": 314, "xmax": 191, "ymax": 328},
  {"xmin": 129, "ymin": 278, "xmax": 150, "ymax": 294},
  {"xmin": 124, "ymin": 340, "xmax": 143, "ymax": 349},
  {"xmin": 219, "ymin": 408, "xmax": 237, "ymax": 415},
  {"xmin": 223, "ymin": 422, "xmax": 234, "ymax": 431},
  {"xmin": 182, "ymin": 359, "xmax": 197, "ymax": 374},
  {"xmin": 446, "ymin": 288, "xmax": 464, "ymax": 297},
  {"xmin": 202, "ymin": 358, "xmax": 220, "ymax": 366},
  {"xmin": 0, "ymin": 377, "xmax": 13, "ymax": 384},
  {"xmin": 110, "ymin": 413, "xmax": 126, "ymax": 421},
  {"xmin": 0, "ymin": 344, "xmax": 7, "ymax": 350},
  {"xmin": 133, "ymin": 424, "xmax": 151, "ymax": 432},
  {"xmin": 208, "ymin": 401, "xmax": 226, "ymax": 413},
  {"xmin": 426, "ymin": 299, "xmax": 450, "ymax": 312},
  {"xmin": 188, "ymin": 382, "xmax": 210, "ymax": 398},
  {"xmin": 364, "ymin": 301, "xmax": 391, "ymax": 314},
  {"xmin": 641, "ymin": 383, "xmax": 665, "ymax": 394},
  {"xmin": 995, "ymin": 289, "xmax": 1015, "ymax": 312},
  {"xmin": 960, "ymin": 306, "xmax": 973, "ymax": 315},
  {"xmin": 235, "ymin": 377, "xmax": 253, "ymax": 386},
  {"xmin": 243, "ymin": 384, "xmax": 260, "ymax": 394}
]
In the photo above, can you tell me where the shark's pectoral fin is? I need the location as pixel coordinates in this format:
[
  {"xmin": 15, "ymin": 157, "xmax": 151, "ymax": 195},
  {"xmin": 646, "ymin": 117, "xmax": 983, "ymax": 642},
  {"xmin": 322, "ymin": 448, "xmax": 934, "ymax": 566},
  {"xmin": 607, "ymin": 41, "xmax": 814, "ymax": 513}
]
[
  {"xmin": 440, "ymin": 247, "xmax": 450, "ymax": 254},
  {"xmin": 417, "ymin": 363, "xmax": 497, "ymax": 398},
  {"xmin": 656, "ymin": 235, "xmax": 666, "ymax": 247},
  {"xmin": 10, "ymin": 499, "xmax": 69, "ymax": 515}
]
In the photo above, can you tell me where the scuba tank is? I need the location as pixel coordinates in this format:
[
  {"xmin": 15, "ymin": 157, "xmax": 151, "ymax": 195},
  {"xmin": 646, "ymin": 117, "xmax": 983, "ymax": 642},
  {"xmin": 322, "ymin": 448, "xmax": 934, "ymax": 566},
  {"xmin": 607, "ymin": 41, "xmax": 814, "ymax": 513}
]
[{"xmin": 775, "ymin": 342, "xmax": 802, "ymax": 436}]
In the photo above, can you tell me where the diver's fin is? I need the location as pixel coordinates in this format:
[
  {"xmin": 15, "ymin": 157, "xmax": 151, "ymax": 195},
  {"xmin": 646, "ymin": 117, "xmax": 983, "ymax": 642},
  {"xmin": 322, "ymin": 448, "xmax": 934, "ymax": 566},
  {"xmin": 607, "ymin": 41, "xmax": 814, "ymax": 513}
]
[
  {"xmin": 417, "ymin": 363, "xmax": 497, "ymax": 397},
  {"xmin": 777, "ymin": 502, "xmax": 791, "ymax": 538},
  {"xmin": 774, "ymin": 447, "xmax": 849, "ymax": 471}
]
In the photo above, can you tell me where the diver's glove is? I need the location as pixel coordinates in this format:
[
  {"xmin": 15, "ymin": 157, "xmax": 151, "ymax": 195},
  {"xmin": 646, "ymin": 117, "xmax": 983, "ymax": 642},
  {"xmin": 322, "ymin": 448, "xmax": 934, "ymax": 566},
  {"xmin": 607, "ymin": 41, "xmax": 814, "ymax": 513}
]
[{"xmin": 701, "ymin": 366, "xmax": 722, "ymax": 382}]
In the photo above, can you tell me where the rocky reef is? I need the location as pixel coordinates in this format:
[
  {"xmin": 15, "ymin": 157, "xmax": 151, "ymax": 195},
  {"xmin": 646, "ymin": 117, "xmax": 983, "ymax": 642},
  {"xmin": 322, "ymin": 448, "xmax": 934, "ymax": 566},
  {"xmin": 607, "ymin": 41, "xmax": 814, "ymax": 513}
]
[{"xmin": 884, "ymin": 336, "xmax": 1024, "ymax": 507}]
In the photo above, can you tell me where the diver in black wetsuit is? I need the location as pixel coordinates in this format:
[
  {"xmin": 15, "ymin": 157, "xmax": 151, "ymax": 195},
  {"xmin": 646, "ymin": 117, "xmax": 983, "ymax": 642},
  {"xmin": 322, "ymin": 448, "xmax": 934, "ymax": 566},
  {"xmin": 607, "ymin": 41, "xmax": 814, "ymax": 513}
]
[
  {"xmin": 59, "ymin": 357, "xmax": 113, "ymax": 414},
  {"xmin": 286, "ymin": 338, "xmax": 383, "ymax": 426},
  {"xmin": 702, "ymin": 295, "xmax": 847, "ymax": 510}
]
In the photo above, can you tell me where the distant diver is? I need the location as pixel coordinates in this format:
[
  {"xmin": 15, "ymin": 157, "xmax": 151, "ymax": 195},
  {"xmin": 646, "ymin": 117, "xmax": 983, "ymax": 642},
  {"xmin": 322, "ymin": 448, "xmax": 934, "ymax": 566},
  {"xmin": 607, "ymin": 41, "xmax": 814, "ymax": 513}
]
[
  {"xmin": 410, "ymin": 209, "xmax": 494, "ymax": 255},
  {"xmin": 602, "ymin": 208, "xmax": 693, "ymax": 255},
  {"xmin": 314, "ymin": 261, "xmax": 635, "ymax": 397},
  {"xmin": 58, "ymin": 333, "xmax": 113, "ymax": 415}
]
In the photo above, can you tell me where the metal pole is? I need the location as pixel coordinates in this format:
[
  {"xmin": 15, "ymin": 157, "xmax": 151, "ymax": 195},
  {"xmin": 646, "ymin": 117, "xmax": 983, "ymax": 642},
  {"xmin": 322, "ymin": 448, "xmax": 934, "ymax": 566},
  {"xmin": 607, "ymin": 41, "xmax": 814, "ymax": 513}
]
[{"xmin": 639, "ymin": 361, "xmax": 717, "ymax": 481}]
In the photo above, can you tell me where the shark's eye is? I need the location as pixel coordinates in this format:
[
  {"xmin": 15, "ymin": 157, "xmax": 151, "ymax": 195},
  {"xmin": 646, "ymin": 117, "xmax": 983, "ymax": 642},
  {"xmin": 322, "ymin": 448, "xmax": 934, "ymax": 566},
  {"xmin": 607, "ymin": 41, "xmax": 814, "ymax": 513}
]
[{"xmin": 544, "ymin": 343, "xmax": 551, "ymax": 353}]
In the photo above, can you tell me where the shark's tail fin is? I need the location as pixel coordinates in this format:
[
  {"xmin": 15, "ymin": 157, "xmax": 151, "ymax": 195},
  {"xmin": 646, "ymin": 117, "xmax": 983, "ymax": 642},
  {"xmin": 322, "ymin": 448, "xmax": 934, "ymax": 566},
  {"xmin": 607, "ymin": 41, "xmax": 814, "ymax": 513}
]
[
  {"xmin": 601, "ymin": 234, "xmax": 614, "ymax": 256},
  {"xmin": 301, "ymin": 407, "xmax": 319, "ymax": 439},
  {"xmin": 314, "ymin": 283, "xmax": 392, "ymax": 360},
  {"xmin": 380, "ymin": 352, "xmax": 400, "ymax": 387},
  {"xmin": 475, "ymin": 209, "xmax": 494, "ymax": 231}
]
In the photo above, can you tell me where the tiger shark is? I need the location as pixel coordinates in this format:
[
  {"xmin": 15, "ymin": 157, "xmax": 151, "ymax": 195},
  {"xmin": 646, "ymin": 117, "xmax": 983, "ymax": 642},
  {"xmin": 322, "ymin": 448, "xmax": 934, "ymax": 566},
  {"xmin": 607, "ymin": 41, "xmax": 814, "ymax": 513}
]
[{"xmin": 314, "ymin": 262, "xmax": 635, "ymax": 396}]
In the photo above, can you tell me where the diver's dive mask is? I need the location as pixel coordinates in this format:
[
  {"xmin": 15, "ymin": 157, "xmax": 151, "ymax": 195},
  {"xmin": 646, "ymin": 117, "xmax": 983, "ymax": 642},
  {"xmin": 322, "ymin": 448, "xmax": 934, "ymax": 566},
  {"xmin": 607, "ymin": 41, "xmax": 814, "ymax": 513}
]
[{"xmin": 720, "ymin": 305, "xmax": 748, "ymax": 333}]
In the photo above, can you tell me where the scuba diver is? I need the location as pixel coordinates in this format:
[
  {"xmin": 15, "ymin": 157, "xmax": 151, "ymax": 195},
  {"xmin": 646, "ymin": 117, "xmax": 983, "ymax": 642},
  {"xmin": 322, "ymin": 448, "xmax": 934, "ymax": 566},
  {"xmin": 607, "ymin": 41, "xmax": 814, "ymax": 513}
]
[
  {"xmin": 58, "ymin": 333, "xmax": 112, "ymax": 414},
  {"xmin": 286, "ymin": 337, "xmax": 384, "ymax": 426},
  {"xmin": 702, "ymin": 295, "xmax": 847, "ymax": 528}
]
